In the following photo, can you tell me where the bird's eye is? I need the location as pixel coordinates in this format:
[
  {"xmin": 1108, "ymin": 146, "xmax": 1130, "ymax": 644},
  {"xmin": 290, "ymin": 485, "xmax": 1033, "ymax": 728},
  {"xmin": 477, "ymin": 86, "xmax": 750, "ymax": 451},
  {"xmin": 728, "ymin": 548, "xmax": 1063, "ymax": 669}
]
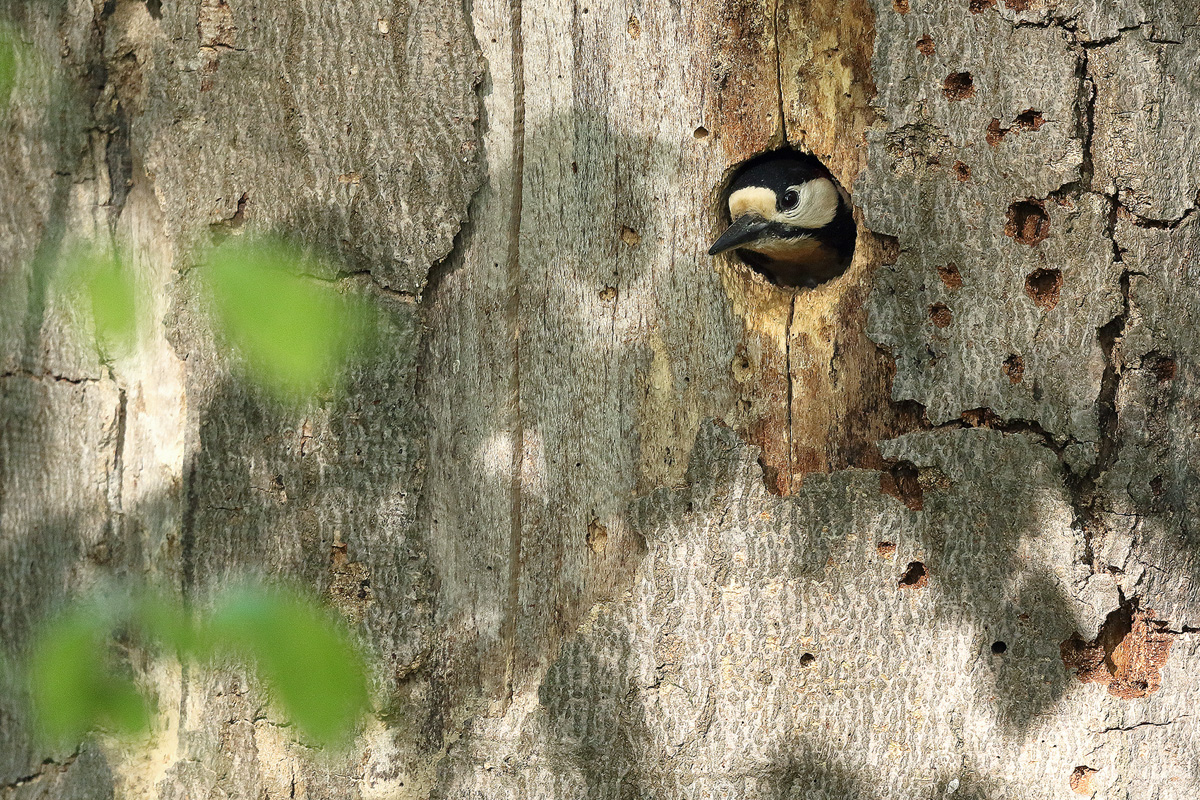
[{"xmin": 781, "ymin": 189, "xmax": 801, "ymax": 211}]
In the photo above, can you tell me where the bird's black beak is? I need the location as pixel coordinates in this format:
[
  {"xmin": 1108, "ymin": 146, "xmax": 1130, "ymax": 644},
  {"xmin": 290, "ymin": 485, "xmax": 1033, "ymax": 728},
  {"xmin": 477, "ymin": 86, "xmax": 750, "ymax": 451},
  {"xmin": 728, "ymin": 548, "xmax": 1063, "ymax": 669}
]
[{"xmin": 708, "ymin": 214, "xmax": 770, "ymax": 256}]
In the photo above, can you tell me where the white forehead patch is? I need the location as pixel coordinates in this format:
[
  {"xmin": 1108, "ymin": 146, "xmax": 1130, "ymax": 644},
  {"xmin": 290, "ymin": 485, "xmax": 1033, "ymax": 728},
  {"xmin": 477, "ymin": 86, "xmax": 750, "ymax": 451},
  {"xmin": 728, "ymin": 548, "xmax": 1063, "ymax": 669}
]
[
  {"xmin": 780, "ymin": 177, "xmax": 840, "ymax": 228},
  {"xmin": 727, "ymin": 178, "xmax": 842, "ymax": 229},
  {"xmin": 728, "ymin": 186, "xmax": 776, "ymax": 220}
]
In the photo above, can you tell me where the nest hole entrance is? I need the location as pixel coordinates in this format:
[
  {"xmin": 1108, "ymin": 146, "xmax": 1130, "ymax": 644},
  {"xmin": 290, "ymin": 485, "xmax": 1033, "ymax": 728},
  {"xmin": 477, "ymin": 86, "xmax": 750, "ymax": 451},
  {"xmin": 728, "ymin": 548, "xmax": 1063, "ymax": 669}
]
[{"xmin": 710, "ymin": 148, "xmax": 857, "ymax": 289}]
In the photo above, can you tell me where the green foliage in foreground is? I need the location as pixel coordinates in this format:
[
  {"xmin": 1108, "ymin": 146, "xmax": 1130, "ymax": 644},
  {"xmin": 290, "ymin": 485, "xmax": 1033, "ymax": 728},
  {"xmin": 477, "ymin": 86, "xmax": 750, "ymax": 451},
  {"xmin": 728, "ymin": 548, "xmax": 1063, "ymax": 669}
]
[
  {"xmin": 63, "ymin": 235, "xmax": 373, "ymax": 398},
  {"xmin": 205, "ymin": 588, "xmax": 371, "ymax": 745},
  {"xmin": 200, "ymin": 238, "xmax": 371, "ymax": 397},
  {"xmin": 0, "ymin": 23, "xmax": 18, "ymax": 109},
  {"xmin": 26, "ymin": 585, "xmax": 370, "ymax": 748},
  {"xmin": 28, "ymin": 605, "xmax": 150, "ymax": 741},
  {"xmin": 81, "ymin": 249, "xmax": 140, "ymax": 353}
]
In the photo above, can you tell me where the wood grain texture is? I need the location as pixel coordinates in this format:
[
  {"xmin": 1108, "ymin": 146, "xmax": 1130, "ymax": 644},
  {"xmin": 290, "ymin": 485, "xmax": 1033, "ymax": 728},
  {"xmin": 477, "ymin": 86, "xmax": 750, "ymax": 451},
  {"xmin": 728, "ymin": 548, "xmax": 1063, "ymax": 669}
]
[
  {"xmin": 0, "ymin": 375, "xmax": 122, "ymax": 784},
  {"xmin": 3, "ymin": 0, "xmax": 480, "ymax": 797},
  {"xmin": 0, "ymin": 0, "xmax": 114, "ymax": 381},
  {"xmin": 1090, "ymin": 27, "xmax": 1200, "ymax": 222},
  {"xmin": 3, "ymin": 0, "xmax": 1200, "ymax": 797},
  {"xmin": 139, "ymin": 0, "xmax": 483, "ymax": 293},
  {"xmin": 1096, "ymin": 210, "xmax": 1200, "ymax": 630}
]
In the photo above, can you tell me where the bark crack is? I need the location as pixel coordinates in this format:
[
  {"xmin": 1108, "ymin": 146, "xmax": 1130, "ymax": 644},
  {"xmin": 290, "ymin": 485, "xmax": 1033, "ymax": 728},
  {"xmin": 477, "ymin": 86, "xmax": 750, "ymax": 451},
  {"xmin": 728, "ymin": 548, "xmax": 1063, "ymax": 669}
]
[
  {"xmin": 772, "ymin": 0, "xmax": 787, "ymax": 144},
  {"xmin": 181, "ymin": 461, "xmax": 199, "ymax": 602},
  {"xmin": 1096, "ymin": 714, "xmax": 1191, "ymax": 734},
  {"xmin": 784, "ymin": 294, "xmax": 796, "ymax": 490},
  {"xmin": 1113, "ymin": 195, "xmax": 1200, "ymax": 230},
  {"xmin": 903, "ymin": 404, "xmax": 1070, "ymax": 454},
  {"xmin": 1010, "ymin": 34, "xmax": 1141, "ymax": 574},
  {"xmin": 500, "ymin": 0, "xmax": 527, "ymax": 710},
  {"xmin": 1057, "ymin": 265, "xmax": 1130, "ymax": 567},
  {"xmin": 772, "ymin": 0, "xmax": 794, "ymax": 489},
  {"xmin": 0, "ymin": 751, "xmax": 80, "ymax": 791},
  {"xmin": 0, "ymin": 369, "xmax": 100, "ymax": 385},
  {"xmin": 109, "ymin": 388, "xmax": 128, "ymax": 517},
  {"xmin": 92, "ymin": 0, "xmax": 136, "ymax": 231},
  {"xmin": 323, "ymin": 268, "xmax": 420, "ymax": 304}
]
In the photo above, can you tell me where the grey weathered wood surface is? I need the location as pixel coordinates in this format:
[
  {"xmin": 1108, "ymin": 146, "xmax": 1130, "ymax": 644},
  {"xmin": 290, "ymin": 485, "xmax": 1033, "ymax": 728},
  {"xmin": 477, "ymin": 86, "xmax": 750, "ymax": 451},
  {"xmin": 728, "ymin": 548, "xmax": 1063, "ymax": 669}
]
[{"xmin": 2, "ymin": 0, "xmax": 1200, "ymax": 798}]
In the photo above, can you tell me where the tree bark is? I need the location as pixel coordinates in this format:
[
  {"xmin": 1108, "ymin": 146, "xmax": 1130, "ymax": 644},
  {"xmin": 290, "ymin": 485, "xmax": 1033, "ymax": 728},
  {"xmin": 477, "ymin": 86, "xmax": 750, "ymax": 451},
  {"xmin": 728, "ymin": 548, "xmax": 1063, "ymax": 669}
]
[{"xmin": 2, "ymin": 0, "xmax": 1200, "ymax": 798}]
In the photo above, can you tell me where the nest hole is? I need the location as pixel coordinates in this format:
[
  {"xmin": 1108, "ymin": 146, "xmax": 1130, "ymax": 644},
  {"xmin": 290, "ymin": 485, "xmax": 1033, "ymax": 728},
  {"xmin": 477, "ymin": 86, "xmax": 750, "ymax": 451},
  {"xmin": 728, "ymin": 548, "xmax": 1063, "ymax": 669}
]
[{"xmin": 710, "ymin": 148, "xmax": 857, "ymax": 289}]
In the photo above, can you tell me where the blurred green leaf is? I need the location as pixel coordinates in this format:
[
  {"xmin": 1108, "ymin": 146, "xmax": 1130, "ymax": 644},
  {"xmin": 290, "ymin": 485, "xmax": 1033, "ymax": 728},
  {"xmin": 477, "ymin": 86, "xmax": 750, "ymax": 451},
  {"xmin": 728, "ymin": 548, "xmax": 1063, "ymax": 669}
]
[
  {"xmin": 25, "ymin": 583, "xmax": 369, "ymax": 749},
  {"xmin": 0, "ymin": 24, "xmax": 17, "ymax": 109},
  {"xmin": 54, "ymin": 244, "xmax": 143, "ymax": 356},
  {"xmin": 207, "ymin": 587, "xmax": 369, "ymax": 746},
  {"xmin": 85, "ymin": 253, "xmax": 139, "ymax": 352},
  {"xmin": 28, "ymin": 609, "xmax": 150, "ymax": 744},
  {"xmin": 201, "ymin": 239, "xmax": 366, "ymax": 397},
  {"xmin": 131, "ymin": 592, "xmax": 195, "ymax": 655}
]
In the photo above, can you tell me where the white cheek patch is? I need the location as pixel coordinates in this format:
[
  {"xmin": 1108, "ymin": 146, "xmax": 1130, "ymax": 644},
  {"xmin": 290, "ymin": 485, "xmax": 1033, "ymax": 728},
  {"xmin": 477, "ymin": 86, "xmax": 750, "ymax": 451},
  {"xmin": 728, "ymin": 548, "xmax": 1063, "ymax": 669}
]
[
  {"xmin": 727, "ymin": 179, "xmax": 842, "ymax": 229},
  {"xmin": 780, "ymin": 177, "xmax": 840, "ymax": 228}
]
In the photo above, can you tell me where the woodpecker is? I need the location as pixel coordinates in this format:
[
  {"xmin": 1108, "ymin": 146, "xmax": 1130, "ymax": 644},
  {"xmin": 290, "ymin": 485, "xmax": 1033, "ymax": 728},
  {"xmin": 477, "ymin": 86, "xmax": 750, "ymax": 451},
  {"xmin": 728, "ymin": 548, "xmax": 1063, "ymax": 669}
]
[{"xmin": 708, "ymin": 152, "xmax": 856, "ymax": 288}]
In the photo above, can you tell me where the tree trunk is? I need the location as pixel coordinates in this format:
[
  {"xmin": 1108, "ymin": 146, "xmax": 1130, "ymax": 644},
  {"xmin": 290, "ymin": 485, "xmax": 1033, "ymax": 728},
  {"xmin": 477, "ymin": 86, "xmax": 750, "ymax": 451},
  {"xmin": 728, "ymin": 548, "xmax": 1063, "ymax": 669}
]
[{"xmin": 3, "ymin": 0, "xmax": 1200, "ymax": 798}]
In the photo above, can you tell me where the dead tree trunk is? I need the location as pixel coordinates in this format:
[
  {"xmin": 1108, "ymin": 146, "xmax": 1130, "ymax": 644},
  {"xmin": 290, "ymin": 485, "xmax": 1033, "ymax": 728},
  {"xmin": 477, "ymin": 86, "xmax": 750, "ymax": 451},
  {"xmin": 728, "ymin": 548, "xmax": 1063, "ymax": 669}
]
[{"xmin": 2, "ymin": 0, "xmax": 1200, "ymax": 797}]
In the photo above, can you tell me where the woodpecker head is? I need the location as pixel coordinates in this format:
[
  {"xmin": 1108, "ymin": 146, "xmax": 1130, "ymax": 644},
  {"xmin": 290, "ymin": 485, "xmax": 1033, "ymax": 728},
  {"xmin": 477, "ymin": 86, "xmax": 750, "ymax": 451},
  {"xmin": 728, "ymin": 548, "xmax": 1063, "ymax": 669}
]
[{"xmin": 709, "ymin": 152, "xmax": 855, "ymax": 287}]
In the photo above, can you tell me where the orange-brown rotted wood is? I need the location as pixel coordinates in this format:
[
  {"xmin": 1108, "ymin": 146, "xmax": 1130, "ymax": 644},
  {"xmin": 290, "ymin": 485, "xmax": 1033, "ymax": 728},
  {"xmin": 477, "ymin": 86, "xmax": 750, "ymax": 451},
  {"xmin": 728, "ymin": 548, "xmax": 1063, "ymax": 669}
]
[{"xmin": 707, "ymin": 0, "xmax": 913, "ymax": 493}]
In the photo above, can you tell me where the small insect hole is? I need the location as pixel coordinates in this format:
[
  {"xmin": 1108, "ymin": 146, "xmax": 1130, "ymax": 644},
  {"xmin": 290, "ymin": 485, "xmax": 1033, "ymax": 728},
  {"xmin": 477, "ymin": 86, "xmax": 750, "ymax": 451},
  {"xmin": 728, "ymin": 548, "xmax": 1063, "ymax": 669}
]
[
  {"xmin": 1002, "ymin": 354, "xmax": 1025, "ymax": 383},
  {"xmin": 1025, "ymin": 268, "xmax": 1062, "ymax": 309},
  {"xmin": 937, "ymin": 263, "xmax": 963, "ymax": 290},
  {"xmin": 1006, "ymin": 200, "xmax": 1051, "ymax": 246},
  {"xmin": 898, "ymin": 561, "xmax": 927, "ymax": 588},
  {"xmin": 929, "ymin": 303, "xmax": 952, "ymax": 328},
  {"xmin": 1070, "ymin": 766, "xmax": 1098, "ymax": 795},
  {"xmin": 1148, "ymin": 352, "xmax": 1176, "ymax": 383},
  {"xmin": 626, "ymin": 14, "xmax": 641, "ymax": 39},
  {"xmin": 880, "ymin": 462, "xmax": 923, "ymax": 510},
  {"xmin": 943, "ymin": 72, "xmax": 975, "ymax": 101},
  {"xmin": 1014, "ymin": 109, "xmax": 1045, "ymax": 130},
  {"xmin": 991, "ymin": 641, "xmax": 1008, "ymax": 654}
]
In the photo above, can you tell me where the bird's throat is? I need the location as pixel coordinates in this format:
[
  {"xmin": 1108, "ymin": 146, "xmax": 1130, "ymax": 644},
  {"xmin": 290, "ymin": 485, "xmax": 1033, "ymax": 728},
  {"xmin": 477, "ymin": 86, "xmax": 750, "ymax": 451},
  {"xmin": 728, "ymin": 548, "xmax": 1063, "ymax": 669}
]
[{"xmin": 738, "ymin": 240, "xmax": 850, "ymax": 288}]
